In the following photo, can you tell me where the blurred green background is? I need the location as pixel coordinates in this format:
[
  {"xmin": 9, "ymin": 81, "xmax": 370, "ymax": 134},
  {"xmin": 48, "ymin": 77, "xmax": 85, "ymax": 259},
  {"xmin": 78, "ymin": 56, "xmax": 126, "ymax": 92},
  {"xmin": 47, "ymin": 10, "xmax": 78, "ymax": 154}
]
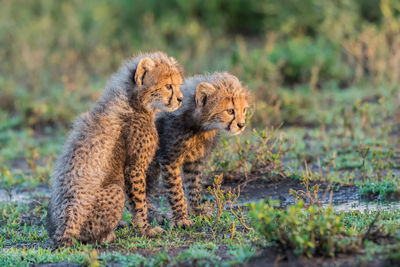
[{"xmin": 0, "ymin": 0, "xmax": 399, "ymax": 129}]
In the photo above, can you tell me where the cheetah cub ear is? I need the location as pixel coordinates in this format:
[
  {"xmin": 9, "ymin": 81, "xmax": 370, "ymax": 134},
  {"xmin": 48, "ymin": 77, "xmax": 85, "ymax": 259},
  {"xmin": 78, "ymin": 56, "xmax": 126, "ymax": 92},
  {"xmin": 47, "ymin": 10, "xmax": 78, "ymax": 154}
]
[
  {"xmin": 135, "ymin": 57, "xmax": 156, "ymax": 86},
  {"xmin": 195, "ymin": 82, "xmax": 216, "ymax": 108}
]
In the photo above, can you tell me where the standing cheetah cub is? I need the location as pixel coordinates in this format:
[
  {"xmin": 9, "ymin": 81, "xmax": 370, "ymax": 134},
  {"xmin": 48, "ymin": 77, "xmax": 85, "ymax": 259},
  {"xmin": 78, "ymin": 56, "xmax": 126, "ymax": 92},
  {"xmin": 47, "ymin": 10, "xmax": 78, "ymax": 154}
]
[
  {"xmin": 46, "ymin": 52, "xmax": 183, "ymax": 247},
  {"xmin": 146, "ymin": 72, "xmax": 250, "ymax": 227}
]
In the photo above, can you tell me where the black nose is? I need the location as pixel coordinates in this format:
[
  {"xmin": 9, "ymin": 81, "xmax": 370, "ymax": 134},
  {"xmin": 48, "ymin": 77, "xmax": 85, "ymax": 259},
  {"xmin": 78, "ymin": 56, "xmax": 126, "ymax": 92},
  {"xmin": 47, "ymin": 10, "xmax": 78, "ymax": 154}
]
[
  {"xmin": 237, "ymin": 122, "xmax": 245, "ymax": 129},
  {"xmin": 177, "ymin": 96, "xmax": 183, "ymax": 103}
]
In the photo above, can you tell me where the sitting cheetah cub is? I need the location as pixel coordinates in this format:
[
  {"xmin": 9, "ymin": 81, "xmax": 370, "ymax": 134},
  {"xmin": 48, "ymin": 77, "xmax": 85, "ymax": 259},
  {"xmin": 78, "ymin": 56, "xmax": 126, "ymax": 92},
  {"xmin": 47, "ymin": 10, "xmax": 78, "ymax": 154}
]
[
  {"xmin": 146, "ymin": 72, "xmax": 250, "ymax": 227},
  {"xmin": 46, "ymin": 52, "xmax": 183, "ymax": 247}
]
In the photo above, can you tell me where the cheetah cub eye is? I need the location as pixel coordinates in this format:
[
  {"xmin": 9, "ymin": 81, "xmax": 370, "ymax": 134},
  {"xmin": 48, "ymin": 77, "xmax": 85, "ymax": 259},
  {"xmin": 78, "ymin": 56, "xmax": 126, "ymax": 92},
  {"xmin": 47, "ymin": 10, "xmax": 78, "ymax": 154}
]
[{"xmin": 226, "ymin": 109, "xmax": 234, "ymax": 115}]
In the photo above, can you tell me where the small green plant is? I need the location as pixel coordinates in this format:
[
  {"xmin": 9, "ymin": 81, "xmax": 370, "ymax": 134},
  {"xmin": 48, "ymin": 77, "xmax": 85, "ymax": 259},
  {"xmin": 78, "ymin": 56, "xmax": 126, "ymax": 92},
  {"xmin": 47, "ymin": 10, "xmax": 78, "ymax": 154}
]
[
  {"xmin": 343, "ymin": 209, "xmax": 400, "ymax": 236},
  {"xmin": 357, "ymin": 144, "xmax": 371, "ymax": 183},
  {"xmin": 249, "ymin": 200, "xmax": 358, "ymax": 257},
  {"xmin": 251, "ymin": 126, "xmax": 292, "ymax": 174},
  {"xmin": 228, "ymin": 245, "xmax": 257, "ymax": 265},
  {"xmin": 289, "ymin": 160, "xmax": 334, "ymax": 207},
  {"xmin": 359, "ymin": 178, "xmax": 400, "ymax": 200},
  {"xmin": 207, "ymin": 174, "xmax": 253, "ymax": 239},
  {"xmin": 371, "ymin": 148, "xmax": 395, "ymax": 180}
]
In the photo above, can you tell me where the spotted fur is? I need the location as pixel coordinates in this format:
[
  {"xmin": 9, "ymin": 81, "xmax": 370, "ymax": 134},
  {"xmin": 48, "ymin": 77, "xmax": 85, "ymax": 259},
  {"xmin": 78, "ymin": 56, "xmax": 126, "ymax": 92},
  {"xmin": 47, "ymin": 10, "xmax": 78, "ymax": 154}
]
[
  {"xmin": 46, "ymin": 52, "xmax": 183, "ymax": 247},
  {"xmin": 146, "ymin": 72, "xmax": 250, "ymax": 227}
]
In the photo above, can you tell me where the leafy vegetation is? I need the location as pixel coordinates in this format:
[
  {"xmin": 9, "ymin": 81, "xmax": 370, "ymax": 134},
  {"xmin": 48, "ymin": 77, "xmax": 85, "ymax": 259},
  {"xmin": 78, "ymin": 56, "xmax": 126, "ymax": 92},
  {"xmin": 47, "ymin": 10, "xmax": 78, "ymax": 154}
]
[
  {"xmin": 359, "ymin": 180, "xmax": 400, "ymax": 200},
  {"xmin": 249, "ymin": 200, "xmax": 357, "ymax": 257},
  {"xmin": 249, "ymin": 200, "xmax": 400, "ymax": 259}
]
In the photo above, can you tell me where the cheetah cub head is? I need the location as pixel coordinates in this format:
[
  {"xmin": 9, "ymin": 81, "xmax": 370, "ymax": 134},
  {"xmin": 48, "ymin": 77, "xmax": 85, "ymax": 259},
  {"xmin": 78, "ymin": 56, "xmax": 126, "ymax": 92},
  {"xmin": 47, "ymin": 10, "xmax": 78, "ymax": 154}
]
[
  {"xmin": 134, "ymin": 52, "xmax": 183, "ymax": 112},
  {"xmin": 195, "ymin": 72, "xmax": 250, "ymax": 135}
]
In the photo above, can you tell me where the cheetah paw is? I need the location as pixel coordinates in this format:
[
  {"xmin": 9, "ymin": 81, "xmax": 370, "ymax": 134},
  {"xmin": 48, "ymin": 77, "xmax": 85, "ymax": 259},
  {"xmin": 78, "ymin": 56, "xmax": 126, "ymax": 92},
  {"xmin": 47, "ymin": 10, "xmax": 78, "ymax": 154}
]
[
  {"xmin": 56, "ymin": 236, "xmax": 76, "ymax": 248},
  {"xmin": 148, "ymin": 210, "xmax": 169, "ymax": 225},
  {"xmin": 143, "ymin": 226, "xmax": 165, "ymax": 237},
  {"xmin": 189, "ymin": 205, "xmax": 213, "ymax": 218},
  {"xmin": 188, "ymin": 207, "xmax": 202, "ymax": 216},
  {"xmin": 171, "ymin": 217, "xmax": 193, "ymax": 228},
  {"xmin": 102, "ymin": 231, "xmax": 117, "ymax": 244}
]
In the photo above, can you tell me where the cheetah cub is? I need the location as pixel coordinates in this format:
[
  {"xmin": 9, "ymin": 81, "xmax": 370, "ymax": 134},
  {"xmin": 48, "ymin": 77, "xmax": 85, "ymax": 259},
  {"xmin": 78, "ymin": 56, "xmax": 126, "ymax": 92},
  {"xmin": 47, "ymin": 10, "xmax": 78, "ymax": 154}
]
[
  {"xmin": 46, "ymin": 52, "xmax": 183, "ymax": 247},
  {"xmin": 146, "ymin": 72, "xmax": 250, "ymax": 227}
]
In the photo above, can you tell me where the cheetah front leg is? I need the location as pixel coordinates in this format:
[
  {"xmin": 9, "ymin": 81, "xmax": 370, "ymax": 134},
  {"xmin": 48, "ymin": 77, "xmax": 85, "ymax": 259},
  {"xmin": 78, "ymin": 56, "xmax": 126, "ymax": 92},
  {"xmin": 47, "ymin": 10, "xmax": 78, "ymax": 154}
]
[
  {"xmin": 183, "ymin": 160, "xmax": 205, "ymax": 216},
  {"xmin": 160, "ymin": 161, "xmax": 192, "ymax": 228},
  {"xmin": 124, "ymin": 164, "xmax": 164, "ymax": 237}
]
